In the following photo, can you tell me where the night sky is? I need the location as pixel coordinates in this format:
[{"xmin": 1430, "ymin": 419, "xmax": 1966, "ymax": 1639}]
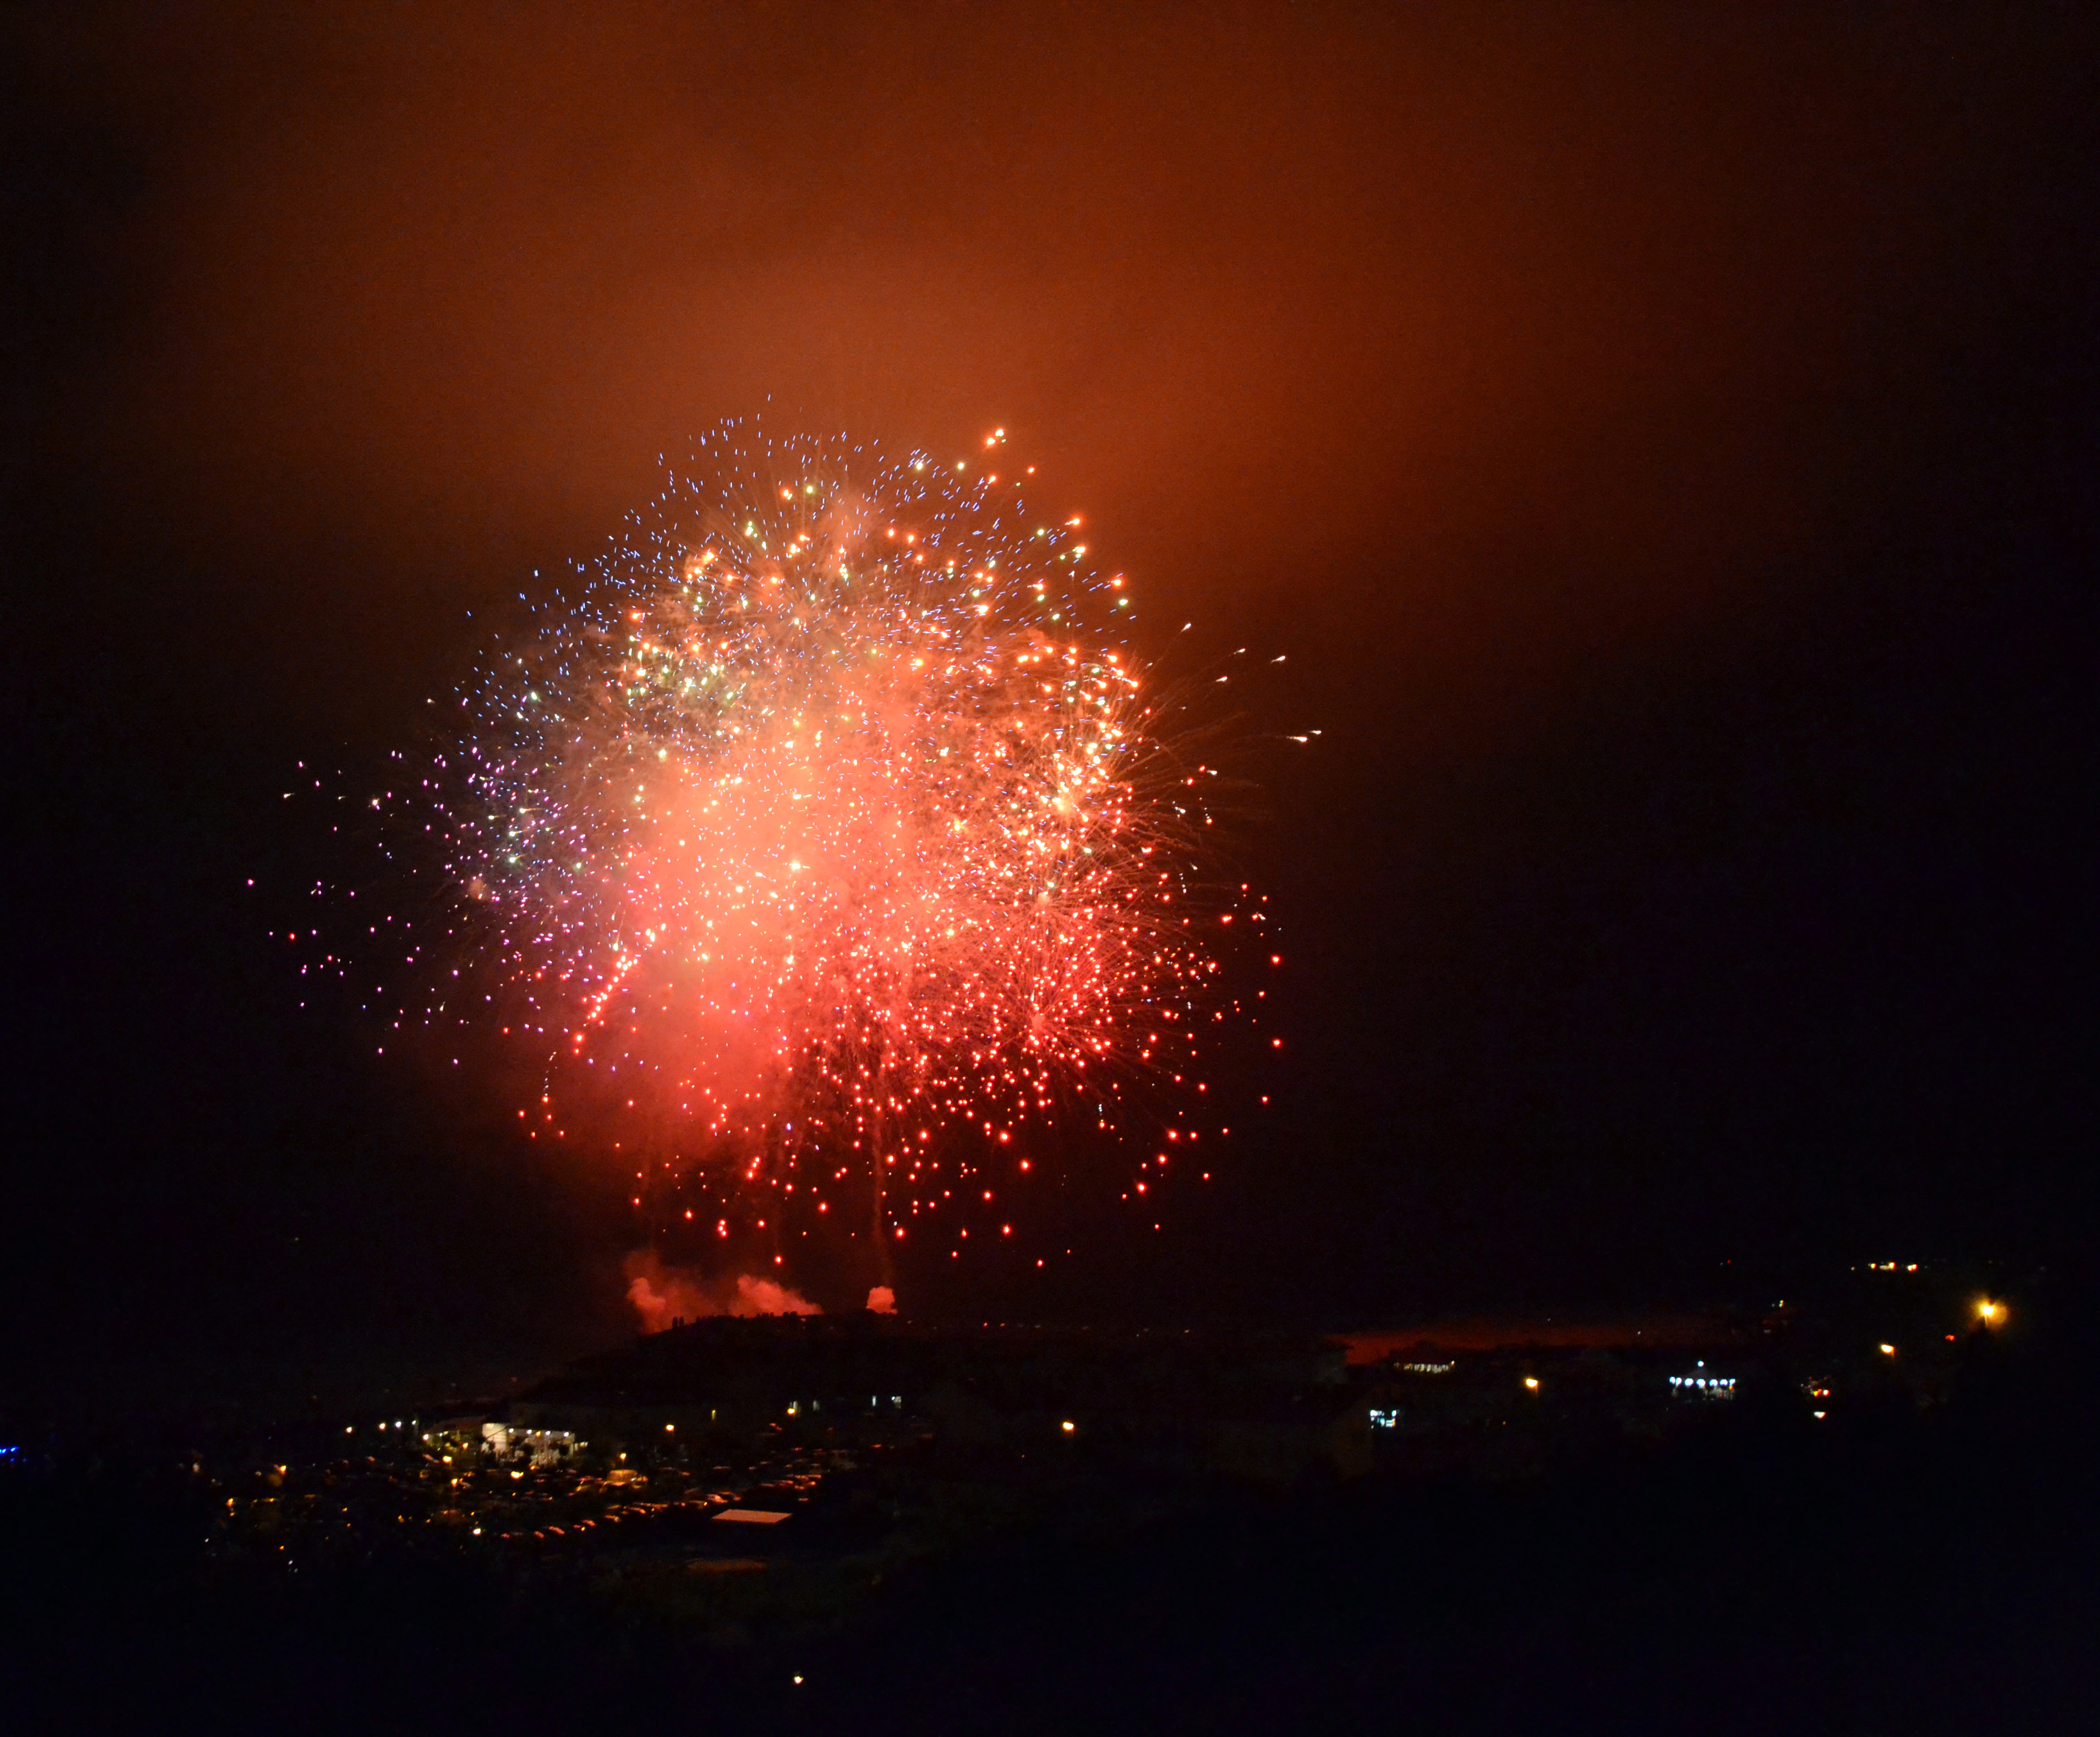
[{"xmin": 6, "ymin": 5, "xmax": 2095, "ymax": 1424}]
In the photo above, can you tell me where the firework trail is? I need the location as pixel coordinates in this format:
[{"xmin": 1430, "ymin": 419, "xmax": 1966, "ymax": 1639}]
[{"xmin": 301, "ymin": 424, "xmax": 1275, "ymax": 1291}]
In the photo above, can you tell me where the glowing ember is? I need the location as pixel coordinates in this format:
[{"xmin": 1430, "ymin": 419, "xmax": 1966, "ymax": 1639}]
[{"xmin": 306, "ymin": 425, "xmax": 1270, "ymax": 1285}]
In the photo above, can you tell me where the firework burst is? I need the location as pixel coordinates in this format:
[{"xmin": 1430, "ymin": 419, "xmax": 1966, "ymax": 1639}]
[{"xmin": 303, "ymin": 425, "xmax": 1273, "ymax": 1292}]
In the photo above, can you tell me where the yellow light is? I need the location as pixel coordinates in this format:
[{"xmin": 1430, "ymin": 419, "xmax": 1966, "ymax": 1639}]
[
  {"xmin": 1879, "ymin": 1343, "xmax": 1896, "ymax": 1356},
  {"xmin": 1523, "ymin": 1376, "xmax": 1540, "ymax": 1391},
  {"xmin": 1976, "ymin": 1299, "xmax": 2003, "ymax": 1325},
  {"xmin": 1061, "ymin": 1420, "xmax": 1076, "ymax": 1433}
]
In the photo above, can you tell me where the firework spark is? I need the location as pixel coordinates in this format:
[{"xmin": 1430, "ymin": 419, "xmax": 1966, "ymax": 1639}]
[{"xmin": 307, "ymin": 425, "xmax": 1270, "ymax": 1289}]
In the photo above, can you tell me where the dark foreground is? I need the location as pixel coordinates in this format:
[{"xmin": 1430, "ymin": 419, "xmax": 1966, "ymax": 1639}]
[{"xmin": 5, "ymin": 1324, "xmax": 2091, "ymax": 1736}]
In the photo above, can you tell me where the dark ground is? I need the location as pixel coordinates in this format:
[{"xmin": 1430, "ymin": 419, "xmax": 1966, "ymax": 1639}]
[{"xmin": 5, "ymin": 1322, "xmax": 2090, "ymax": 1736}]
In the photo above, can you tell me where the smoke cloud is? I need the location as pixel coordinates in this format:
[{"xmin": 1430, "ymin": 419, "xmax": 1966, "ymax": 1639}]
[{"xmin": 623, "ymin": 1250, "xmax": 819, "ymax": 1332}]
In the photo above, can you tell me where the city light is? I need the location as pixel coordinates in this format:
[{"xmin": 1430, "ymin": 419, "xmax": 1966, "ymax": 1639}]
[{"xmin": 1669, "ymin": 1373, "xmax": 1736, "ymax": 1398}]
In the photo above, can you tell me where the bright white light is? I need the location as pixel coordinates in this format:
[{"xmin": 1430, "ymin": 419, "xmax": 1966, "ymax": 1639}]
[{"xmin": 1670, "ymin": 1373, "xmax": 1736, "ymax": 1398}]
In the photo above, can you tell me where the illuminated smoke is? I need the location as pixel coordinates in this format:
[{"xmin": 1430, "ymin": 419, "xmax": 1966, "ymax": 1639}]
[{"xmin": 624, "ymin": 1250, "xmax": 819, "ymax": 1329}]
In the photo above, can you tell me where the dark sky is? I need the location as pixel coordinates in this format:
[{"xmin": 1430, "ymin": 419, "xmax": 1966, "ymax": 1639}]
[{"xmin": 6, "ymin": 3, "xmax": 2095, "ymax": 1421}]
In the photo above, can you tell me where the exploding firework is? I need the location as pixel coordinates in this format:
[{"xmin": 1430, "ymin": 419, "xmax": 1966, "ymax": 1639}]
[{"xmin": 301, "ymin": 425, "xmax": 1274, "ymax": 1292}]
